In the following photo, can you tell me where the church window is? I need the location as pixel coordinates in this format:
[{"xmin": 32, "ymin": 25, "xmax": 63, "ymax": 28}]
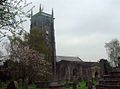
[
  {"xmin": 61, "ymin": 68, "xmax": 65, "ymax": 77},
  {"xmin": 73, "ymin": 68, "xmax": 77, "ymax": 76},
  {"xmin": 95, "ymin": 71, "xmax": 98, "ymax": 79}
]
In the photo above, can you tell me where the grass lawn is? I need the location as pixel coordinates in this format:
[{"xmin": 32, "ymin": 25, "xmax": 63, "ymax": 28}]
[
  {"xmin": 0, "ymin": 82, "xmax": 48, "ymax": 89},
  {"xmin": 0, "ymin": 82, "xmax": 7, "ymax": 89},
  {"xmin": 65, "ymin": 80, "xmax": 96, "ymax": 89},
  {"xmin": 76, "ymin": 81, "xmax": 88, "ymax": 89},
  {"xmin": 65, "ymin": 81, "xmax": 88, "ymax": 89},
  {"xmin": 18, "ymin": 83, "xmax": 49, "ymax": 89},
  {"xmin": 0, "ymin": 80, "xmax": 96, "ymax": 89}
]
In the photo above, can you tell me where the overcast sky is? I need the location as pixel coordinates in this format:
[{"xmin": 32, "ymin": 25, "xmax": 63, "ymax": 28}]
[{"xmin": 25, "ymin": 0, "xmax": 120, "ymax": 62}]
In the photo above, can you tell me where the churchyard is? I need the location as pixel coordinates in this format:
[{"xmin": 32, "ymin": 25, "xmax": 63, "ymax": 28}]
[{"xmin": 1, "ymin": 0, "xmax": 120, "ymax": 89}]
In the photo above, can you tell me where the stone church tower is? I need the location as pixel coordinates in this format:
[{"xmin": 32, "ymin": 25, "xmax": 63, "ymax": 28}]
[{"xmin": 30, "ymin": 5, "xmax": 56, "ymax": 75}]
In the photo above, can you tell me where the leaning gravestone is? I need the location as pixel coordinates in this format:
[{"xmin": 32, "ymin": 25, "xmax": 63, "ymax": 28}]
[{"xmin": 7, "ymin": 81, "xmax": 18, "ymax": 89}]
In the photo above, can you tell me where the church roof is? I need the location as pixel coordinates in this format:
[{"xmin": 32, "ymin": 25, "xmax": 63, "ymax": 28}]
[
  {"xmin": 32, "ymin": 11, "xmax": 52, "ymax": 18},
  {"xmin": 56, "ymin": 56, "xmax": 82, "ymax": 62}
]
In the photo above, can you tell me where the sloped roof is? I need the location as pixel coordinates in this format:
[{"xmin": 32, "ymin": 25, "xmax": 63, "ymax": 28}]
[
  {"xmin": 33, "ymin": 11, "xmax": 52, "ymax": 18},
  {"xmin": 56, "ymin": 56, "xmax": 82, "ymax": 62}
]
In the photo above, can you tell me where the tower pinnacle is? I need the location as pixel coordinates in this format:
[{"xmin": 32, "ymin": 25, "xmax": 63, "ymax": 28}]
[
  {"xmin": 31, "ymin": 9, "xmax": 33, "ymax": 18},
  {"xmin": 39, "ymin": 4, "xmax": 42, "ymax": 12},
  {"xmin": 52, "ymin": 8, "xmax": 54, "ymax": 18}
]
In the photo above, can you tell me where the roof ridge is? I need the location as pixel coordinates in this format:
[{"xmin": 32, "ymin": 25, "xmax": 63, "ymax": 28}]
[
  {"xmin": 57, "ymin": 55, "xmax": 79, "ymax": 58},
  {"xmin": 56, "ymin": 56, "xmax": 82, "ymax": 62}
]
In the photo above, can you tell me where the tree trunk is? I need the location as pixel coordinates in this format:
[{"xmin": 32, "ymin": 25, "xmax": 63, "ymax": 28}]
[{"xmin": 22, "ymin": 78, "xmax": 28, "ymax": 89}]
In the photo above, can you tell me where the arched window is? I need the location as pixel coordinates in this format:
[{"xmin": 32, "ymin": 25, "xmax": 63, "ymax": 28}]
[
  {"xmin": 61, "ymin": 67, "xmax": 65, "ymax": 77},
  {"xmin": 95, "ymin": 71, "xmax": 98, "ymax": 79},
  {"xmin": 73, "ymin": 68, "xmax": 77, "ymax": 76}
]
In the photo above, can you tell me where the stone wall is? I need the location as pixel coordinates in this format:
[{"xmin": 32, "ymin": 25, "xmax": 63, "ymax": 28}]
[{"xmin": 56, "ymin": 60, "xmax": 103, "ymax": 81}]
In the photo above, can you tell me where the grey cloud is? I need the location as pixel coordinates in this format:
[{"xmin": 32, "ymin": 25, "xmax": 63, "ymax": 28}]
[{"xmin": 25, "ymin": 0, "xmax": 120, "ymax": 61}]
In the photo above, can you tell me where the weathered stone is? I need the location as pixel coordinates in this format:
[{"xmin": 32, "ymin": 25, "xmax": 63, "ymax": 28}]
[
  {"xmin": 56, "ymin": 60, "xmax": 103, "ymax": 81},
  {"xmin": 35, "ymin": 81, "xmax": 49, "ymax": 88},
  {"xmin": 49, "ymin": 82, "xmax": 65, "ymax": 89},
  {"xmin": 96, "ymin": 67, "xmax": 120, "ymax": 89},
  {"xmin": 7, "ymin": 81, "xmax": 18, "ymax": 89},
  {"xmin": 35, "ymin": 81, "xmax": 65, "ymax": 89},
  {"xmin": 14, "ymin": 81, "xmax": 18, "ymax": 89}
]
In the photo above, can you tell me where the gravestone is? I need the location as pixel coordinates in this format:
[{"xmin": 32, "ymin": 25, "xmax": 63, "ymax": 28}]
[
  {"xmin": 96, "ymin": 57, "xmax": 120, "ymax": 89},
  {"xmin": 35, "ymin": 81, "xmax": 49, "ymax": 88},
  {"xmin": 49, "ymin": 82, "xmax": 65, "ymax": 89},
  {"xmin": 35, "ymin": 81, "xmax": 65, "ymax": 89},
  {"xmin": 7, "ymin": 81, "xmax": 18, "ymax": 89}
]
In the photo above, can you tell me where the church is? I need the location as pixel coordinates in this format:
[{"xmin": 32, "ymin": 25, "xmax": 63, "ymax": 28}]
[
  {"xmin": 56, "ymin": 56, "xmax": 105, "ymax": 81},
  {"xmin": 30, "ymin": 5, "xmax": 56, "ymax": 75},
  {"xmin": 30, "ymin": 6, "xmax": 106, "ymax": 81}
]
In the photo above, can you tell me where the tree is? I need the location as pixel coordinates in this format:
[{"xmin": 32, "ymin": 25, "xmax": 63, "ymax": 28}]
[
  {"xmin": 8, "ymin": 33, "xmax": 52, "ymax": 89},
  {"xmin": 25, "ymin": 27, "xmax": 53, "ymax": 80},
  {"xmin": 99, "ymin": 59, "xmax": 113, "ymax": 75},
  {"xmin": 3, "ymin": 59, "xmax": 19, "ymax": 80},
  {"xmin": 0, "ymin": 0, "xmax": 32, "ymax": 40},
  {"xmin": 0, "ymin": 51, "xmax": 3, "ymax": 58},
  {"xmin": 105, "ymin": 39, "xmax": 120, "ymax": 67}
]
